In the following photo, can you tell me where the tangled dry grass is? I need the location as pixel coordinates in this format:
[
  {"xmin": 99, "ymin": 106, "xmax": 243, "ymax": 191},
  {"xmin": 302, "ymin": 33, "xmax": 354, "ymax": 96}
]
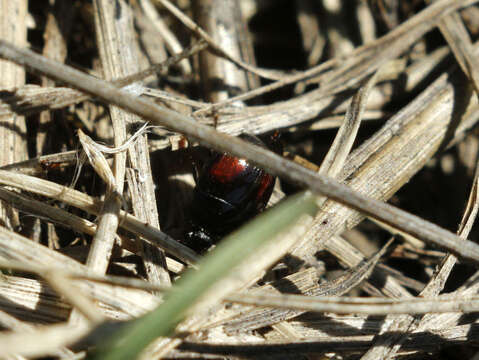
[{"xmin": 1, "ymin": 0, "xmax": 479, "ymax": 359}]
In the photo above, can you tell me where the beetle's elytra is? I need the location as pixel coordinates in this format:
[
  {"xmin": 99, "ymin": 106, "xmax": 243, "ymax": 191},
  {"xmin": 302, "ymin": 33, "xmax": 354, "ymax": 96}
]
[{"xmin": 185, "ymin": 133, "xmax": 281, "ymax": 251}]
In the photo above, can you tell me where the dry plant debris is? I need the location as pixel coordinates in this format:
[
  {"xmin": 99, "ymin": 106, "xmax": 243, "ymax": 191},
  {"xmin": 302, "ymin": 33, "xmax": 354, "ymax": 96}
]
[{"xmin": 1, "ymin": 0, "xmax": 479, "ymax": 359}]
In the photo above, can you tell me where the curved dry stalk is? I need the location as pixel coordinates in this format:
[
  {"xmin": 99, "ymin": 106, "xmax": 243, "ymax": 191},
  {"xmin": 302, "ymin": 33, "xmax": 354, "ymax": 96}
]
[{"xmin": 227, "ymin": 293, "xmax": 479, "ymax": 316}]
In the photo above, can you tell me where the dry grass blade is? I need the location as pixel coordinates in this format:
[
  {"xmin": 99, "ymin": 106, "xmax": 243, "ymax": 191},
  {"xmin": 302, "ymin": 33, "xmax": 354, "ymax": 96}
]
[
  {"xmin": 79, "ymin": 192, "xmax": 121, "ymax": 286},
  {"xmin": 361, "ymin": 105, "xmax": 479, "ymax": 360},
  {"xmin": 458, "ymin": 162, "xmax": 479, "ymax": 237},
  {"xmin": 77, "ymin": 129, "xmax": 117, "ymax": 193},
  {"xmin": 70, "ymin": 0, "xmax": 134, "ymax": 326},
  {"xmin": 222, "ymin": 240, "xmax": 392, "ymax": 334},
  {"xmin": 199, "ymin": 268, "xmax": 320, "ymax": 328},
  {"xmin": 434, "ymin": 6, "xmax": 479, "ymax": 95},
  {"xmin": 0, "ymin": 309, "xmax": 32, "ymax": 332},
  {"xmin": 193, "ymin": 0, "xmax": 259, "ymax": 102},
  {"xmin": 304, "ymin": 0, "xmax": 478, "ymax": 91},
  {"xmin": 77, "ymin": 123, "xmax": 150, "ymax": 195},
  {"xmin": 84, "ymin": 0, "xmax": 131, "ymax": 285},
  {"xmin": 42, "ymin": 272, "xmax": 104, "ymax": 325},
  {"xmin": 319, "ymin": 70, "xmax": 380, "ymax": 176},
  {"xmin": 228, "ymin": 293, "xmax": 479, "ymax": 316},
  {"xmin": 0, "ymin": 187, "xmax": 99, "ymax": 236},
  {"xmin": 0, "ymin": 259, "xmax": 169, "ymax": 293},
  {"xmin": 0, "ymin": 85, "xmax": 89, "ymax": 117},
  {"xmin": 325, "ymin": 234, "xmax": 412, "ymax": 298},
  {"xmin": 0, "ymin": 225, "xmax": 86, "ymax": 270},
  {"xmin": 190, "ymin": 47, "xmax": 453, "ymax": 140},
  {"xmin": 0, "ymin": 272, "xmax": 159, "ymax": 321},
  {"xmin": 290, "ymin": 59, "xmax": 479, "ymax": 264},
  {"xmin": 0, "ymin": 263, "xmax": 315, "ymax": 351},
  {"xmin": 417, "ymin": 152, "xmax": 479, "ymax": 299}
]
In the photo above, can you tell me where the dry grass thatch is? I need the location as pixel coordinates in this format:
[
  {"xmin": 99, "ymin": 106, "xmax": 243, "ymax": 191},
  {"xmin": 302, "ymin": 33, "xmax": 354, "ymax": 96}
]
[{"xmin": 2, "ymin": 0, "xmax": 479, "ymax": 359}]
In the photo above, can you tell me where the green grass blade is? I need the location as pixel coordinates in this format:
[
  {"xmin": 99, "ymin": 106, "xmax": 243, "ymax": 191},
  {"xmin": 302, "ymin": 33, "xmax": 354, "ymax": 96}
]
[{"xmin": 93, "ymin": 191, "xmax": 318, "ymax": 360}]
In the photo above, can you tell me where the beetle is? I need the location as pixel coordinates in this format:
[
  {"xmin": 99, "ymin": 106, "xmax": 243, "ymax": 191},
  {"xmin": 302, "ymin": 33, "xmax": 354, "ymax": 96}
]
[{"xmin": 184, "ymin": 133, "xmax": 281, "ymax": 252}]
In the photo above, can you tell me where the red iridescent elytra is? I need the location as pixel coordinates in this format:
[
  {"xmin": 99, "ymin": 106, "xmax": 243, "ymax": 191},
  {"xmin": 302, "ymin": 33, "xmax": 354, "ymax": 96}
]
[
  {"xmin": 255, "ymin": 173, "xmax": 274, "ymax": 203},
  {"xmin": 209, "ymin": 155, "xmax": 249, "ymax": 184},
  {"xmin": 187, "ymin": 133, "xmax": 281, "ymax": 248}
]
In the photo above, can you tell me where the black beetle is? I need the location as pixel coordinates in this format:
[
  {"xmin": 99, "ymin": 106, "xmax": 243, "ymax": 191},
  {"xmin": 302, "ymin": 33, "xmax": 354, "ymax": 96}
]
[{"xmin": 185, "ymin": 133, "xmax": 281, "ymax": 251}]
